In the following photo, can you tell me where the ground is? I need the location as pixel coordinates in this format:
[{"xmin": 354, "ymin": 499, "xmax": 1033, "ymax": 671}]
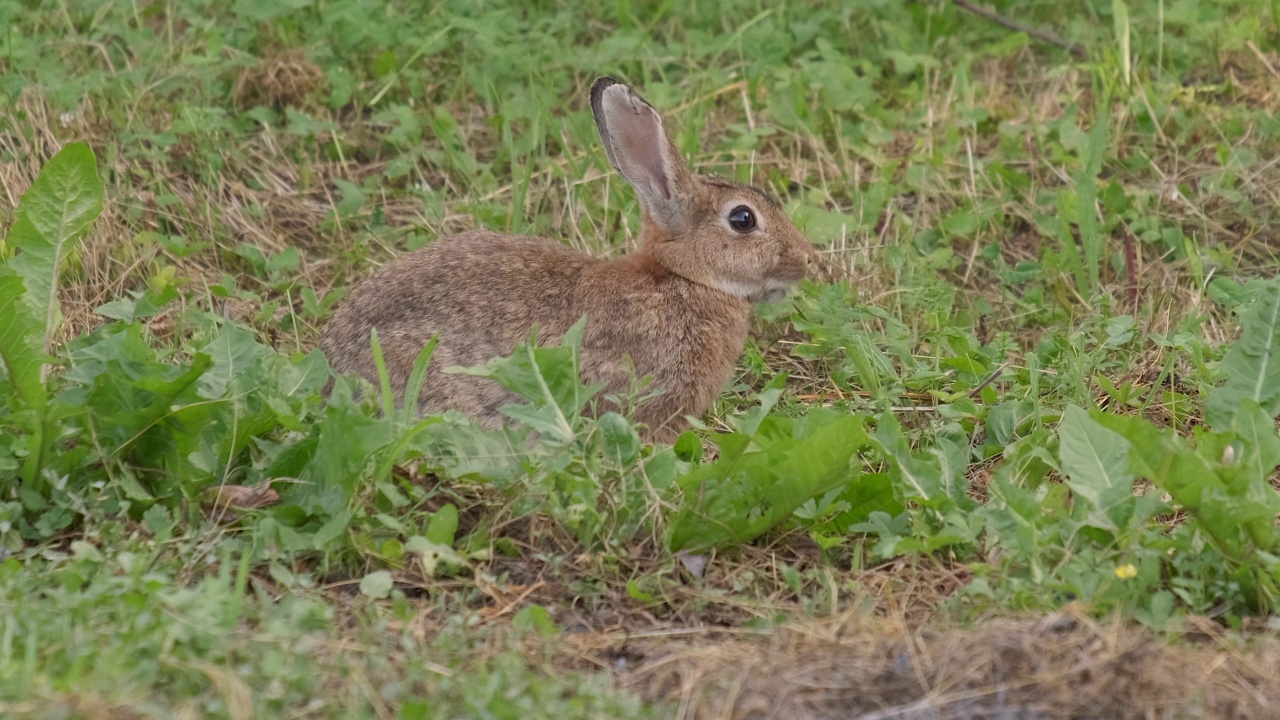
[{"xmin": 3, "ymin": 1, "xmax": 1280, "ymax": 718}]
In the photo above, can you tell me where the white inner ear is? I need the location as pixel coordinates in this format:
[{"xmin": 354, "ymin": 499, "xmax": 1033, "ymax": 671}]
[{"xmin": 600, "ymin": 86, "xmax": 676, "ymax": 207}]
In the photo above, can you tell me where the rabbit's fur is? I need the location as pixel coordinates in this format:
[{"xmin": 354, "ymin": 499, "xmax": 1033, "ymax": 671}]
[{"xmin": 320, "ymin": 77, "xmax": 814, "ymax": 442}]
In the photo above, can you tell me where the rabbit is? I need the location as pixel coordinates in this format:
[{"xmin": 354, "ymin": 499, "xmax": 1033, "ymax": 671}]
[{"xmin": 319, "ymin": 76, "xmax": 815, "ymax": 443}]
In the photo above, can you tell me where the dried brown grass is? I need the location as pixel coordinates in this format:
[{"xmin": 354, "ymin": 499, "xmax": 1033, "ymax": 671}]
[
  {"xmin": 564, "ymin": 607, "xmax": 1280, "ymax": 719},
  {"xmin": 231, "ymin": 48, "xmax": 325, "ymax": 110}
]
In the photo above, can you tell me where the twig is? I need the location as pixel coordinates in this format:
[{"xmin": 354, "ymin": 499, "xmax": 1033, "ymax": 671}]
[
  {"xmin": 967, "ymin": 361, "xmax": 1010, "ymax": 399},
  {"xmin": 952, "ymin": 0, "xmax": 1088, "ymax": 60},
  {"xmin": 1246, "ymin": 40, "xmax": 1280, "ymax": 80},
  {"xmin": 1122, "ymin": 223, "xmax": 1140, "ymax": 312}
]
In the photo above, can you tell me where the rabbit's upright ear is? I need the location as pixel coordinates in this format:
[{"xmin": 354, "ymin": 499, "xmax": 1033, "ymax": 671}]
[{"xmin": 590, "ymin": 77, "xmax": 691, "ymax": 225}]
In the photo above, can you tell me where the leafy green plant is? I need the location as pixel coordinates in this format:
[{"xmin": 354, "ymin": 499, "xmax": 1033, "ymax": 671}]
[
  {"xmin": 0, "ymin": 142, "xmax": 103, "ymax": 487},
  {"xmin": 1204, "ymin": 279, "xmax": 1280, "ymax": 430},
  {"xmin": 668, "ymin": 378, "xmax": 878, "ymax": 553},
  {"xmin": 1095, "ymin": 403, "xmax": 1280, "ymax": 612}
]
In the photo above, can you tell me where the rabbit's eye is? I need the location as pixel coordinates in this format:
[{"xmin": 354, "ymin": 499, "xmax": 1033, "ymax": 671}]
[{"xmin": 728, "ymin": 205, "xmax": 756, "ymax": 233}]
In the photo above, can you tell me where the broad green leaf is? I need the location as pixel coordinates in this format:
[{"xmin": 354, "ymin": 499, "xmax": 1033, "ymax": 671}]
[
  {"xmin": 95, "ymin": 284, "xmax": 179, "ymax": 323},
  {"xmin": 405, "ymin": 534, "xmax": 471, "ymax": 577},
  {"xmin": 871, "ymin": 412, "xmax": 973, "ymax": 511},
  {"xmin": 1057, "ymin": 405, "xmax": 1133, "ymax": 530},
  {"xmin": 1230, "ymin": 398, "xmax": 1280, "ymax": 484},
  {"xmin": 512, "ymin": 604, "xmax": 559, "ymax": 637},
  {"xmin": 7, "ymin": 143, "xmax": 104, "ymax": 353},
  {"xmin": 1221, "ymin": 399, "xmax": 1280, "ymax": 550},
  {"xmin": 672, "ymin": 431, "xmax": 703, "ymax": 463},
  {"xmin": 1205, "ymin": 279, "xmax": 1280, "ymax": 429},
  {"xmin": 196, "ymin": 324, "xmax": 273, "ymax": 399},
  {"xmin": 831, "ymin": 472, "xmax": 902, "ymax": 529},
  {"xmin": 312, "ymin": 507, "xmax": 354, "ymax": 549},
  {"xmin": 293, "ymin": 381, "xmax": 395, "ymax": 512},
  {"xmin": 63, "ymin": 323, "xmax": 211, "ymax": 477},
  {"xmin": 871, "ymin": 412, "xmax": 941, "ymax": 503},
  {"xmin": 426, "ymin": 503, "xmax": 459, "ymax": 546},
  {"xmin": 1, "ymin": 143, "xmax": 104, "ymax": 485},
  {"xmin": 1093, "ymin": 412, "xmax": 1279, "ymax": 561},
  {"xmin": 983, "ymin": 473, "xmax": 1066, "ymax": 584},
  {"xmin": 596, "ymin": 412, "xmax": 640, "ymax": 466},
  {"xmin": 413, "ymin": 417, "xmax": 529, "ymax": 485},
  {"xmin": 359, "ymin": 570, "xmax": 393, "ymax": 599},
  {"xmin": 0, "ymin": 270, "xmax": 50, "ymax": 411},
  {"xmin": 186, "ymin": 327, "xmax": 328, "ymax": 477},
  {"xmin": 451, "ymin": 317, "xmax": 603, "ymax": 443},
  {"xmin": 733, "ymin": 373, "xmax": 786, "ymax": 436},
  {"xmin": 668, "ymin": 409, "xmax": 868, "ymax": 552}
]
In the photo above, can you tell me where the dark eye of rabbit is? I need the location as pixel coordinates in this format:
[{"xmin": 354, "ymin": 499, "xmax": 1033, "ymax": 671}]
[{"xmin": 727, "ymin": 205, "xmax": 757, "ymax": 233}]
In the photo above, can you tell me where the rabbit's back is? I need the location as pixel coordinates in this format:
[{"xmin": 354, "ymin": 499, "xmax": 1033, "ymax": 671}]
[{"xmin": 320, "ymin": 231, "xmax": 594, "ymax": 416}]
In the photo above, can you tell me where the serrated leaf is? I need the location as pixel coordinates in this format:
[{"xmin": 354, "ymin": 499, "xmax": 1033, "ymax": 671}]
[
  {"xmin": 412, "ymin": 417, "xmax": 528, "ymax": 484},
  {"xmin": 1, "ymin": 143, "xmax": 103, "ymax": 485},
  {"xmin": 450, "ymin": 316, "xmax": 603, "ymax": 442},
  {"xmin": 63, "ymin": 324, "xmax": 212, "ymax": 470},
  {"xmin": 668, "ymin": 409, "xmax": 868, "ymax": 552},
  {"xmin": 196, "ymin": 324, "xmax": 273, "ymax": 399},
  {"xmin": 95, "ymin": 284, "xmax": 179, "ymax": 322},
  {"xmin": 982, "ymin": 474, "xmax": 1057, "ymax": 583},
  {"xmin": 332, "ymin": 178, "xmax": 366, "ymax": 216},
  {"xmin": 1206, "ymin": 280, "xmax": 1280, "ymax": 429},
  {"xmin": 672, "ymin": 431, "xmax": 702, "ymax": 463},
  {"xmin": 0, "ymin": 270, "xmax": 50, "ymax": 411},
  {"xmin": 405, "ymin": 534, "xmax": 471, "ymax": 576},
  {"xmin": 293, "ymin": 382, "xmax": 395, "ymax": 509},
  {"xmin": 596, "ymin": 412, "xmax": 640, "ymax": 466},
  {"xmin": 142, "ymin": 504, "xmax": 173, "ymax": 541},
  {"xmin": 6, "ymin": 142, "xmax": 104, "ymax": 354},
  {"xmin": 871, "ymin": 412, "xmax": 972, "ymax": 511},
  {"xmin": 734, "ymin": 373, "xmax": 787, "ymax": 436}
]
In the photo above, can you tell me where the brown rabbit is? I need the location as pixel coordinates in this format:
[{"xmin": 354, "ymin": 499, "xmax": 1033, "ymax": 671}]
[{"xmin": 319, "ymin": 77, "xmax": 814, "ymax": 442}]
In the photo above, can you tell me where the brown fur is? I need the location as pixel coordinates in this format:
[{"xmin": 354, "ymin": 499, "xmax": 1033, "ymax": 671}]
[{"xmin": 319, "ymin": 77, "xmax": 814, "ymax": 442}]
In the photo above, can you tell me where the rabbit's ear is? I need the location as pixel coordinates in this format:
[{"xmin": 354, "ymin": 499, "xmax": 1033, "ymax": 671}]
[{"xmin": 591, "ymin": 77, "xmax": 690, "ymax": 223}]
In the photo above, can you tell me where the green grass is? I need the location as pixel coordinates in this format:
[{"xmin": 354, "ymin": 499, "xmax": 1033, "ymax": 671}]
[{"xmin": 4, "ymin": 0, "xmax": 1280, "ymax": 717}]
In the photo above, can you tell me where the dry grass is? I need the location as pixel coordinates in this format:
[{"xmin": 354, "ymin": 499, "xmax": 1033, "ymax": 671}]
[
  {"xmin": 231, "ymin": 48, "xmax": 326, "ymax": 111},
  {"xmin": 569, "ymin": 607, "xmax": 1280, "ymax": 719}
]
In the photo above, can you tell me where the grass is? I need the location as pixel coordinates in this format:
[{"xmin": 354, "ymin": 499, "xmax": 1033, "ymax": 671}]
[{"xmin": 4, "ymin": 0, "xmax": 1280, "ymax": 717}]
